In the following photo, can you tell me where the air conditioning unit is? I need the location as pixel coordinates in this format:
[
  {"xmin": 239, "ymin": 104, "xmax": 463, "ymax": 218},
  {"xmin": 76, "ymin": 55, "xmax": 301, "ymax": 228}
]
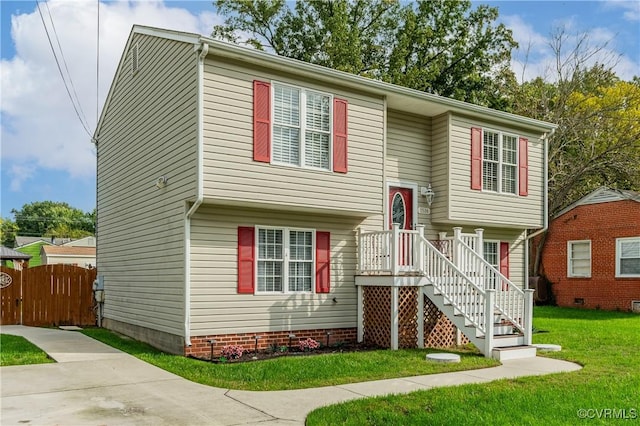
[{"xmin": 631, "ymin": 301, "xmax": 640, "ymax": 314}]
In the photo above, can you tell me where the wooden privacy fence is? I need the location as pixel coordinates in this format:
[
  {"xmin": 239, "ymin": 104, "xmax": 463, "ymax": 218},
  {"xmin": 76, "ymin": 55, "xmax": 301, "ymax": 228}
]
[{"xmin": 0, "ymin": 265, "xmax": 96, "ymax": 326}]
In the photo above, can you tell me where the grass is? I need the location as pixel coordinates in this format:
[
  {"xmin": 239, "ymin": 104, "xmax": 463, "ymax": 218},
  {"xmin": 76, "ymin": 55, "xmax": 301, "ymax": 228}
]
[
  {"xmin": 306, "ymin": 306, "xmax": 640, "ymax": 425},
  {"xmin": 82, "ymin": 328, "xmax": 498, "ymax": 391},
  {"xmin": 0, "ymin": 334, "xmax": 54, "ymax": 366}
]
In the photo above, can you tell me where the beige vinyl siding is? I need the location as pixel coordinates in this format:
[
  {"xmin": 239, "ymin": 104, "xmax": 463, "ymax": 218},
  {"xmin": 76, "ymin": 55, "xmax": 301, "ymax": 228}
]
[
  {"xmin": 97, "ymin": 33, "xmax": 198, "ymax": 337},
  {"xmin": 385, "ymin": 110, "xmax": 437, "ymax": 235},
  {"xmin": 432, "ymin": 113, "xmax": 545, "ymax": 228},
  {"xmin": 201, "ymin": 57, "xmax": 384, "ymax": 216},
  {"xmin": 431, "ymin": 113, "xmax": 450, "ymax": 222},
  {"xmin": 189, "ymin": 205, "xmax": 364, "ymax": 335}
]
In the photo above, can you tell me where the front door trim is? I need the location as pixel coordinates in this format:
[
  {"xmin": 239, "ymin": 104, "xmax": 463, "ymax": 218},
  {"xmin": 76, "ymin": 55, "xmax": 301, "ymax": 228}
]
[{"xmin": 385, "ymin": 180, "xmax": 419, "ymax": 231}]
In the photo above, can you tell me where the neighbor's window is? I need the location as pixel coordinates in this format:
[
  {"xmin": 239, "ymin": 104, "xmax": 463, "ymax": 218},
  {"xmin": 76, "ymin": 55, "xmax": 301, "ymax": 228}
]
[
  {"xmin": 483, "ymin": 130, "xmax": 518, "ymax": 194},
  {"xmin": 257, "ymin": 227, "xmax": 314, "ymax": 293},
  {"xmin": 616, "ymin": 237, "xmax": 640, "ymax": 277},
  {"xmin": 568, "ymin": 240, "xmax": 591, "ymax": 277},
  {"xmin": 273, "ymin": 83, "xmax": 331, "ymax": 170}
]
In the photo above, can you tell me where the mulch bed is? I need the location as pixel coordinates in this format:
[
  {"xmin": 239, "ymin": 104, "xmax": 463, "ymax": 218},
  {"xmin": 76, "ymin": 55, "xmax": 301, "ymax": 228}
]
[{"xmin": 192, "ymin": 342, "xmax": 381, "ymax": 364}]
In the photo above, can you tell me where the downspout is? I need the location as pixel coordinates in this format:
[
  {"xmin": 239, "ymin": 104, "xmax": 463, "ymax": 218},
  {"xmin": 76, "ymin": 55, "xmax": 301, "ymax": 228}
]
[
  {"xmin": 525, "ymin": 127, "xmax": 556, "ymax": 288},
  {"xmin": 184, "ymin": 42, "xmax": 209, "ymax": 347}
]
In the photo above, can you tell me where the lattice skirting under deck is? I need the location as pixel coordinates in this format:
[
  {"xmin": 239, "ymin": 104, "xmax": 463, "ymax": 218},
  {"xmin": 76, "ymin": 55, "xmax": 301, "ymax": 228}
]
[{"xmin": 361, "ymin": 285, "xmax": 468, "ymax": 349}]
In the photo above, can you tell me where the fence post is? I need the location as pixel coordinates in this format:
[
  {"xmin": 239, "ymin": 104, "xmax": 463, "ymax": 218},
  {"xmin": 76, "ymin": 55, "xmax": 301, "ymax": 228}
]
[
  {"xmin": 391, "ymin": 223, "xmax": 400, "ymax": 275},
  {"xmin": 416, "ymin": 225, "xmax": 425, "ymax": 273},
  {"xmin": 484, "ymin": 289, "xmax": 495, "ymax": 358},
  {"xmin": 357, "ymin": 285, "xmax": 364, "ymax": 343},
  {"xmin": 453, "ymin": 227, "xmax": 462, "ymax": 267},
  {"xmin": 523, "ymin": 289, "xmax": 534, "ymax": 346},
  {"xmin": 391, "ymin": 285, "xmax": 399, "ymax": 350}
]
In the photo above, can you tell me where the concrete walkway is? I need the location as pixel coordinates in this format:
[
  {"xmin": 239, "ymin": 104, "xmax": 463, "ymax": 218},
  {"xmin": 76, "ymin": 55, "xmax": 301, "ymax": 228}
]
[{"xmin": 1, "ymin": 325, "xmax": 581, "ymax": 426}]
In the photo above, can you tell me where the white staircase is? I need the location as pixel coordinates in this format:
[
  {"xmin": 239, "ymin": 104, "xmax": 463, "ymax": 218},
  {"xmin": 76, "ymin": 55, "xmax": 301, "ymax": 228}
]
[{"xmin": 357, "ymin": 224, "xmax": 536, "ymax": 360}]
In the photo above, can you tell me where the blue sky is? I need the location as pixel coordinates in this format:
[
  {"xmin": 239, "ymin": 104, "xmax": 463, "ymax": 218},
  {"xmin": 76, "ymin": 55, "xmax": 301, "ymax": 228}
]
[{"xmin": 1, "ymin": 0, "xmax": 639, "ymax": 219}]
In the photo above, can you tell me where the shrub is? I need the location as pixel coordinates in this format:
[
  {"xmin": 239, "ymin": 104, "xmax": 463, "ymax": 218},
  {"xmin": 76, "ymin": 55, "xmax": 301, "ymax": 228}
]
[
  {"xmin": 299, "ymin": 338, "xmax": 320, "ymax": 352},
  {"xmin": 221, "ymin": 345, "xmax": 244, "ymax": 360}
]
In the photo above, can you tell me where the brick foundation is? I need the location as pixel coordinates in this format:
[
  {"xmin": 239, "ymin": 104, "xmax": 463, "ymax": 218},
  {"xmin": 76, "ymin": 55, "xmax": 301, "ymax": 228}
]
[{"xmin": 186, "ymin": 327, "xmax": 357, "ymax": 359}]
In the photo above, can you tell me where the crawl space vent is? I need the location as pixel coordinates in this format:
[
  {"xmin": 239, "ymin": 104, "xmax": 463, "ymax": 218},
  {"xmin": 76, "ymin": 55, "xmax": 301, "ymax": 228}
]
[{"xmin": 632, "ymin": 301, "xmax": 640, "ymax": 314}]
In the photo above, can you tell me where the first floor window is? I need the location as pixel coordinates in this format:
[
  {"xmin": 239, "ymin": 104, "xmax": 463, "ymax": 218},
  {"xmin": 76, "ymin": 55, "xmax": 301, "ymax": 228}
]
[
  {"xmin": 616, "ymin": 237, "xmax": 640, "ymax": 277},
  {"xmin": 257, "ymin": 227, "xmax": 314, "ymax": 293},
  {"xmin": 568, "ymin": 240, "xmax": 591, "ymax": 277},
  {"xmin": 483, "ymin": 241, "xmax": 499, "ymax": 269}
]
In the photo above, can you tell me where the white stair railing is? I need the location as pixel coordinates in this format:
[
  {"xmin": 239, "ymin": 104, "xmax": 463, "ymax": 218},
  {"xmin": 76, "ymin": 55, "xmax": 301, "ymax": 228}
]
[
  {"xmin": 453, "ymin": 236, "xmax": 527, "ymax": 335},
  {"xmin": 419, "ymin": 235, "xmax": 488, "ymax": 335}
]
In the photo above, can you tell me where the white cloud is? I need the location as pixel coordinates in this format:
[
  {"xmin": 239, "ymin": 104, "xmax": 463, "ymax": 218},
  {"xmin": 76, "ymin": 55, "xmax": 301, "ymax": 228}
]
[
  {"xmin": 1, "ymin": 0, "xmax": 221, "ymax": 191},
  {"xmin": 502, "ymin": 13, "xmax": 639, "ymax": 82},
  {"xmin": 604, "ymin": 0, "xmax": 640, "ymax": 21}
]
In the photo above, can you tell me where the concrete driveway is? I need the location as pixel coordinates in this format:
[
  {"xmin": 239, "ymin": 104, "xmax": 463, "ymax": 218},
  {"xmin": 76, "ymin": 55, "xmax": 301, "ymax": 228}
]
[{"xmin": 0, "ymin": 326, "xmax": 581, "ymax": 425}]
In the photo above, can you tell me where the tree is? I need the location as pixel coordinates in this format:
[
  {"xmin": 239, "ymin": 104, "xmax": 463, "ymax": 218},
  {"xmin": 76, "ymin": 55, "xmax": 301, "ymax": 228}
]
[
  {"xmin": 512, "ymin": 30, "xmax": 640, "ymax": 275},
  {"xmin": 212, "ymin": 0, "xmax": 517, "ymax": 108},
  {"xmin": 11, "ymin": 201, "xmax": 95, "ymax": 238},
  {"xmin": 0, "ymin": 218, "xmax": 19, "ymax": 247}
]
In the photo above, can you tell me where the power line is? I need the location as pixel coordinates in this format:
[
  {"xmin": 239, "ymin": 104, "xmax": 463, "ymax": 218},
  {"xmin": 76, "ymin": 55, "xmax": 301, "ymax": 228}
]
[{"xmin": 36, "ymin": 0, "xmax": 93, "ymax": 137}]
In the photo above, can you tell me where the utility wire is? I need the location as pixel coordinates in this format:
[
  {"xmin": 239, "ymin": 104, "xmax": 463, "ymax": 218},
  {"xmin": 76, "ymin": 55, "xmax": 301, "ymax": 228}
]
[{"xmin": 36, "ymin": 0, "xmax": 93, "ymax": 137}]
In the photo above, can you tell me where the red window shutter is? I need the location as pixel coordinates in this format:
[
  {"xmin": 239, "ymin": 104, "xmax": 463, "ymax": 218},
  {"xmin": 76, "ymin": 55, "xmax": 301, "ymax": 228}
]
[
  {"xmin": 253, "ymin": 80, "xmax": 271, "ymax": 162},
  {"xmin": 500, "ymin": 242, "xmax": 510, "ymax": 279},
  {"xmin": 471, "ymin": 127, "xmax": 482, "ymax": 190},
  {"xmin": 237, "ymin": 227, "xmax": 255, "ymax": 294},
  {"xmin": 519, "ymin": 137, "xmax": 528, "ymax": 196},
  {"xmin": 333, "ymin": 98, "xmax": 348, "ymax": 173},
  {"xmin": 315, "ymin": 231, "xmax": 331, "ymax": 293}
]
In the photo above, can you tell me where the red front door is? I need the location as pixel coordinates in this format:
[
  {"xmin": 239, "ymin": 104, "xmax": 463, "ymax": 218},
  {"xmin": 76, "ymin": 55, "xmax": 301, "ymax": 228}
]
[{"xmin": 388, "ymin": 187, "xmax": 413, "ymax": 230}]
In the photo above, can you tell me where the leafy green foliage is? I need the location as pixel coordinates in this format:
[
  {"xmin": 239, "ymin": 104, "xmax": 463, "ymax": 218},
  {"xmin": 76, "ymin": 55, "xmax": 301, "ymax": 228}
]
[
  {"xmin": 0, "ymin": 217, "xmax": 18, "ymax": 247},
  {"xmin": 212, "ymin": 0, "xmax": 517, "ymax": 108},
  {"xmin": 307, "ymin": 307, "xmax": 640, "ymax": 425},
  {"xmin": 0, "ymin": 334, "xmax": 54, "ymax": 366},
  {"xmin": 11, "ymin": 201, "xmax": 94, "ymax": 239}
]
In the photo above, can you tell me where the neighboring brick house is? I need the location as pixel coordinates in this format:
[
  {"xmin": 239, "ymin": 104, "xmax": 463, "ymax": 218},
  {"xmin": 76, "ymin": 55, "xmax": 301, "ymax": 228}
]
[{"xmin": 539, "ymin": 187, "xmax": 640, "ymax": 312}]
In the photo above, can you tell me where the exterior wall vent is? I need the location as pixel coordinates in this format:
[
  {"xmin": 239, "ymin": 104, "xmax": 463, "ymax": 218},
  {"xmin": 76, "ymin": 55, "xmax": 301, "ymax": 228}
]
[{"xmin": 632, "ymin": 301, "xmax": 640, "ymax": 313}]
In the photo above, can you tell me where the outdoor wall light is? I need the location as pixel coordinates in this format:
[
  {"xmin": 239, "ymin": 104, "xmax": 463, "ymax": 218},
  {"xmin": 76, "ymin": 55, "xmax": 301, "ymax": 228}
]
[
  {"xmin": 421, "ymin": 184, "xmax": 435, "ymax": 207},
  {"xmin": 155, "ymin": 176, "xmax": 168, "ymax": 189}
]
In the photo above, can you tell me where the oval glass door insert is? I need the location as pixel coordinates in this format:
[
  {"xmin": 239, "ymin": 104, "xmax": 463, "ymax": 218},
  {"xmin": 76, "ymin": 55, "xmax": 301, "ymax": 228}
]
[{"xmin": 391, "ymin": 192, "xmax": 406, "ymax": 229}]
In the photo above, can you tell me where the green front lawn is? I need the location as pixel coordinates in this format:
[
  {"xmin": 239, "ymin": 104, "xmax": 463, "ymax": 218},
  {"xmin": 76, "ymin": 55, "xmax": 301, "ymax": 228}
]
[
  {"xmin": 306, "ymin": 306, "xmax": 640, "ymax": 425},
  {"xmin": 0, "ymin": 334, "xmax": 54, "ymax": 366},
  {"xmin": 82, "ymin": 328, "xmax": 498, "ymax": 391}
]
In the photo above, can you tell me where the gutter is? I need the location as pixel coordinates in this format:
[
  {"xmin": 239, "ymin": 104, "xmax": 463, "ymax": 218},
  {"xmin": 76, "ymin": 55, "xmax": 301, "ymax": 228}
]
[
  {"xmin": 184, "ymin": 41, "xmax": 209, "ymax": 347},
  {"xmin": 525, "ymin": 127, "xmax": 556, "ymax": 288}
]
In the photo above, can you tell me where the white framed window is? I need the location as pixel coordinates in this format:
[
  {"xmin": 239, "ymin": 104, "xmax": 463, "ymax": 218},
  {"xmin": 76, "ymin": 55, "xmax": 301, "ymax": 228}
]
[
  {"xmin": 483, "ymin": 241, "xmax": 499, "ymax": 269},
  {"xmin": 616, "ymin": 237, "xmax": 640, "ymax": 277},
  {"xmin": 568, "ymin": 240, "xmax": 591, "ymax": 278},
  {"xmin": 272, "ymin": 83, "xmax": 332, "ymax": 171},
  {"xmin": 482, "ymin": 129, "xmax": 518, "ymax": 194},
  {"xmin": 256, "ymin": 227, "xmax": 314, "ymax": 293}
]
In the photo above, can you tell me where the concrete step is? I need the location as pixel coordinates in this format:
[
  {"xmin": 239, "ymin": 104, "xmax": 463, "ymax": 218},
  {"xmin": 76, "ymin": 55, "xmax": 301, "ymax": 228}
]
[{"xmin": 492, "ymin": 345, "xmax": 537, "ymax": 361}]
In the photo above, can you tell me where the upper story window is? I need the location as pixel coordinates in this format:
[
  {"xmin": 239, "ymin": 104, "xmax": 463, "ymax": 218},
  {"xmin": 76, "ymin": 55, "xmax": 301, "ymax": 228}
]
[
  {"xmin": 471, "ymin": 127, "xmax": 528, "ymax": 196},
  {"xmin": 616, "ymin": 237, "xmax": 640, "ymax": 277},
  {"xmin": 253, "ymin": 80, "xmax": 348, "ymax": 174},
  {"xmin": 568, "ymin": 240, "xmax": 591, "ymax": 278},
  {"xmin": 273, "ymin": 84, "xmax": 331, "ymax": 170},
  {"xmin": 482, "ymin": 130, "xmax": 518, "ymax": 194}
]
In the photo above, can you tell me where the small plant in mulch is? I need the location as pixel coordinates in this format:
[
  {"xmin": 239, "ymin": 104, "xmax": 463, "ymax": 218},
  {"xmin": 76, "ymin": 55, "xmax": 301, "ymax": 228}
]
[
  {"xmin": 299, "ymin": 337, "xmax": 320, "ymax": 352},
  {"xmin": 221, "ymin": 344, "xmax": 244, "ymax": 360}
]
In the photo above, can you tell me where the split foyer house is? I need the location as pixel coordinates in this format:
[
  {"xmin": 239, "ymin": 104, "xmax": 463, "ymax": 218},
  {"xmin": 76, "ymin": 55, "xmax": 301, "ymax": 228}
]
[
  {"xmin": 539, "ymin": 187, "xmax": 640, "ymax": 311},
  {"xmin": 95, "ymin": 26, "xmax": 557, "ymax": 359}
]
